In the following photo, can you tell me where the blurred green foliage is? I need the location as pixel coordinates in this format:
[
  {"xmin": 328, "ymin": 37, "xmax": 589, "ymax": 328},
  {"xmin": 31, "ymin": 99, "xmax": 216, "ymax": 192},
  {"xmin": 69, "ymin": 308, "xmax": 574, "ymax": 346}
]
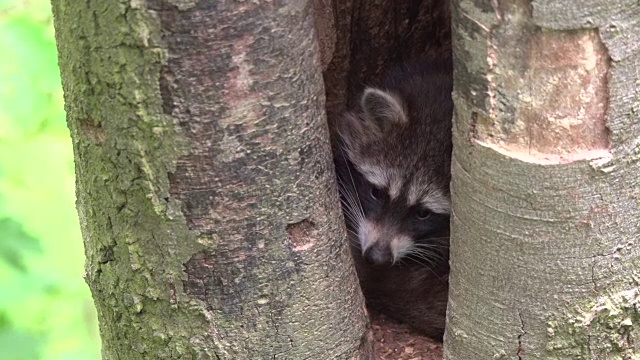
[{"xmin": 0, "ymin": 1, "xmax": 101, "ymax": 359}]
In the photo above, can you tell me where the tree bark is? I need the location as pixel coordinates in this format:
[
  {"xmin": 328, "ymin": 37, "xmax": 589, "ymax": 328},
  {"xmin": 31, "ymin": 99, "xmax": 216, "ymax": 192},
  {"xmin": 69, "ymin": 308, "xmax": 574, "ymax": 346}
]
[
  {"xmin": 446, "ymin": 0, "xmax": 640, "ymax": 359},
  {"xmin": 52, "ymin": 1, "xmax": 372, "ymax": 359}
]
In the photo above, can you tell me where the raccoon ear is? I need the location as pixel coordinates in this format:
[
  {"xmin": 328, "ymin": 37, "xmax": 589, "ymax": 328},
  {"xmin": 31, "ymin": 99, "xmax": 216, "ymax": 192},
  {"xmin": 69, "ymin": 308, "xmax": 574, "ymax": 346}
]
[
  {"xmin": 360, "ymin": 88, "xmax": 408, "ymax": 127},
  {"xmin": 336, "ymin": 112, "xmax": 369, "ymax": 151}
]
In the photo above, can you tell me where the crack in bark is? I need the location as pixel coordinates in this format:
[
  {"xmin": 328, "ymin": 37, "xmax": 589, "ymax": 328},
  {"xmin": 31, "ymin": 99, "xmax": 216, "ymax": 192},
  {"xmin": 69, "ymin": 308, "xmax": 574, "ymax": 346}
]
[
  {"xmin": 269, "ymin": 310, "xmax": 293, "ymax": 359},
  {"xmin": 97, "ymin": 244, "xmax": 116, "ymax": 265},
  {"xmin": 517, "ymin": 310, "xmax": 525, "ymax": 360},
  {"xmin": 561, "ymin": 245, "xmax": 623, "ymax": 261},
  {"xmin": 591, "ymin": 259, "xmax": 599, "ymax": 293}
]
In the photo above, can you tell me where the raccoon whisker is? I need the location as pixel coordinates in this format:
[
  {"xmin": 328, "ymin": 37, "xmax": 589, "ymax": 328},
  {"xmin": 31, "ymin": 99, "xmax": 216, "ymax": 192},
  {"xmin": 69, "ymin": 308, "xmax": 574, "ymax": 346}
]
[
  {"xmin": 408, "ymin": 251, "xmax": 440, "ymax": 264},
  {"xmin": 340, "ymin": 200, "xmax": 364, "ymax": 227},
  {"xmin": 413, "ymin": 243, "xmax": 449, "ymax": 250},
  {"xmin": 407, "ymin": 249, "xmax": 444, "ymax": 265},
  {"xmin": 342, "ymin": 215, "xmax": 358, "ymax": 228},
  {"xmin": 338, "ymin": 191, "xmax": 364, "ymax": 224},
  {"xmin": 413, "ymin": 241, "xmax": 447, "ymax": 246},
  {"xmin": 410, "ymin": 249, "xmax": 446, "ymax": 259},
  {"xmin": 338, "ymin": 187, "xmax": 362, "ymax": 210},
  {"xmin": 349, "ymin": 241, "xmax": 361, "ymax": 250},
  {"xmin": 396, "ymin": 258, "xmax": 409, "ymax": 267},
  {"xmin": 337, "ymin": 181, "xmax": 364, "ymax": 218},
  {"xmin": 339, "ymin": 196, "xmax": 365, "ymax": 228},
  {"xmin": 408, "ymin": 247, "xmax": 445, "ymax": 262},
  {"xmin": 338, "ymin": 198, "xmax": 358, "ymax": 218},
  {"xmin": 408, "ymin": 259, "xmax": 440, "ymax": 274},
  {"xmin": 402, "ymin": 256, "xmax": 440, "ymax": 276},
  {"xmin": 338, "ymin": 146, "xmax": 365, "ymax": 218},
  {"xmin": 347, "ymin": 235, "xmax": 361, "ymax": 247},
  {"xmin": 414, "ymin": 244, "xmax": 449, "ymax": 251},
  {"xmin": 411, "ymin": 246, "xmax": 445, "ymax": 257},
  {"xmin": 417, "ymin": 252, "xmax": 445, "ymax": 262},
  {"xmin": 414, "ymin": 236, "xmax": 450, "ymax": 242},
  {"xmin": 344, "ymin": 227, "xmax": 359, "ymax": 237},
  {"xmin": 339, "ymin": 191, "xmax": 363, "ymax": 217}
]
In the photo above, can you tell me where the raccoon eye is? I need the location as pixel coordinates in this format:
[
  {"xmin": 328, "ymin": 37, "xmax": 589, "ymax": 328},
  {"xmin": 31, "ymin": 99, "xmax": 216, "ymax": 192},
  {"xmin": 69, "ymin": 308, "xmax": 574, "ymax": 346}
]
[
  {"xmin": 370, "ymin": 187, "xmax": 385, "ymax": 201},
  {"xmin": 416, "ymin": 208, "xmax": 432, "ymax": 220}
]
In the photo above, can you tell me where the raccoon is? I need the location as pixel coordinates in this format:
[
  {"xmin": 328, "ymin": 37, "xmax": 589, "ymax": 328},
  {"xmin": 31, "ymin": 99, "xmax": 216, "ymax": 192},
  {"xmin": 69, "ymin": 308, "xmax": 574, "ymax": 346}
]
[{"xmin": 334, "ymin": 56, "xmax": 453, "ymax": 339}]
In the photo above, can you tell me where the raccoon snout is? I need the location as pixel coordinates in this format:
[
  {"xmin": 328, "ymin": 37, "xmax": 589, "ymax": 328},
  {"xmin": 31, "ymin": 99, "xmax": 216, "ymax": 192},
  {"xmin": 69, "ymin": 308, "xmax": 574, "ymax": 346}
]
[
  {"xmin": 358, "ymin": 220, "xmax": 414, "ymax": 265},
  {"xmin": 363, "ymin": 244, "xmax": 394, "ymax": 265}
]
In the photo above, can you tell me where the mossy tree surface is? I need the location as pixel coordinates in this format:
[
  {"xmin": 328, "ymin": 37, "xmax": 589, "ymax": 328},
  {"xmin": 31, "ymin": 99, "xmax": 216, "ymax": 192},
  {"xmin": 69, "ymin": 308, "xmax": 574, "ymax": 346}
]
[
  {"xmin": 52, "ymin": 1, "xmax": 371, "ymax": 359},
  {"xmin": 446, "ymin": 0, "xmax": 640, "ymax": 359}
]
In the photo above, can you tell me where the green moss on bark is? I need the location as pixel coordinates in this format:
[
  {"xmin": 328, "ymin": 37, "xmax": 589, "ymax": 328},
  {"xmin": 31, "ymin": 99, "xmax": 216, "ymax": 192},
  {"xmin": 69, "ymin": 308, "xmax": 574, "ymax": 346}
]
[
  {"xmin": 547, "ymin": 283, "xmax": 640, "ymax": 359},
  {"xmin": 53, "ymin": 1, "xmax": 372, "ymax": 359},
  {"xmin": 52, "ymin": 1, "xmax": 213, "ymax": 358}
]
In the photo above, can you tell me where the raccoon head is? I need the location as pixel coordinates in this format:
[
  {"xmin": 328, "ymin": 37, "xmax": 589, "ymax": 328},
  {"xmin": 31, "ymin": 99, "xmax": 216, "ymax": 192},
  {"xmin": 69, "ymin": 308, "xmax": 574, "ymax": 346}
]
[{"xmin": 336, "ymin": 84, "xmax": 452, "ymax": 267}]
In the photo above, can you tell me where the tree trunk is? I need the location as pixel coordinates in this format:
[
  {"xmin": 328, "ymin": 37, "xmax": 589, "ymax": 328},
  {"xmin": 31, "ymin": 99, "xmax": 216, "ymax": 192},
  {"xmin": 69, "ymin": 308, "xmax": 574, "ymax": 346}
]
[
  {"xmin": 52, "ymin": 1, "xmax": 372, "ymax": 359},
  {"xmin": 446, "ymin": 0, "xmax": 640, "ymax": 359}
]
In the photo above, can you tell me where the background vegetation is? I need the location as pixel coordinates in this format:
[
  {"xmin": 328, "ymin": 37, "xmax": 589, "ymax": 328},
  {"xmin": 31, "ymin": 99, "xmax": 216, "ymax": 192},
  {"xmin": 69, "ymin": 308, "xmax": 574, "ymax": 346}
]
[{"xmin": 0, "ymin": 1, "xmax": 101, "ymax": 358}]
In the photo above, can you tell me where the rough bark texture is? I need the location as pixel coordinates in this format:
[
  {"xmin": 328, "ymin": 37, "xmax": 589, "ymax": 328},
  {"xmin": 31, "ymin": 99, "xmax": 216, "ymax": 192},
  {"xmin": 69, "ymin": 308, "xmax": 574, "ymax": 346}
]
[
  {"xmin": 446, "ymin": 0, "xmax": 640, "ymax": 359},
  {"xmin": 52, "ymin": 1, "xmax": 372, "ymax": 359}
]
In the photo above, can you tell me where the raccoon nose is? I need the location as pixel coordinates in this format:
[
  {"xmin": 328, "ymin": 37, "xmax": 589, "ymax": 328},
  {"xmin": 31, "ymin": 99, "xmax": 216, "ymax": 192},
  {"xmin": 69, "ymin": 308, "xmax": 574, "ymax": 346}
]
[{"xmin": 363, "ymin": 245, "xmax": 393, "ymax": 265}]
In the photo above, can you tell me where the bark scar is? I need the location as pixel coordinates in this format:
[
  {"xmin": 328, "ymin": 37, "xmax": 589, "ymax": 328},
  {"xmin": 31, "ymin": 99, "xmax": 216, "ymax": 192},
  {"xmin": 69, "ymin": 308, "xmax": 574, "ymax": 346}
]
[
  {"xmin": 478, "ymin": 17, "xmax": 612, "ymax": 165},
  {"xmin": 286, "ymin": 219, "xmax": 316, "ymax": 252},
  {"xmin": 78, "ymin": 116, "xmax": 107, "ymax": 144}
]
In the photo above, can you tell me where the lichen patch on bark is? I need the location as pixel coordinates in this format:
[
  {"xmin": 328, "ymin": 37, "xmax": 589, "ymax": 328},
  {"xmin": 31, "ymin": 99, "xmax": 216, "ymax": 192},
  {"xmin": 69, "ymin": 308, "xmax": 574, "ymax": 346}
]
[{"xmin": 546, "ymin": 286, "xmax": 640, "ymax": 359}]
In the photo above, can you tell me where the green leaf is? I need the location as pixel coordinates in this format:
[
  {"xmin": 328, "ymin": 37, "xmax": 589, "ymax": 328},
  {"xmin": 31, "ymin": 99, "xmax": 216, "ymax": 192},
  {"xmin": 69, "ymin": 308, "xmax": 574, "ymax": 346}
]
[
  {"xmin": 0, "ymin": 1, "xmax": 14, "ymax": 11},
  {"xmin": 0, "ymin": 2, "xmax": 101, "ymax": 358},
  {"xmin": 0, "ymin": 217, "xmax": 41, "ymax": 272},
  {"xmin": 0, "ymin": 14, "xmax": 61, "ymax": 139},
  {"xmin": 0, "ymin": 328, "xmax": 44, "ymax": 360}
]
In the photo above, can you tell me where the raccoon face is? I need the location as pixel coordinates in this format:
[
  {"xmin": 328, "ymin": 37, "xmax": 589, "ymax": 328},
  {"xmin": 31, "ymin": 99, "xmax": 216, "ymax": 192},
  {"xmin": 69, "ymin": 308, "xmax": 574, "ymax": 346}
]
[{"xmin": 336, "ymin": 84, "xmax": 452, "ymax": 267}]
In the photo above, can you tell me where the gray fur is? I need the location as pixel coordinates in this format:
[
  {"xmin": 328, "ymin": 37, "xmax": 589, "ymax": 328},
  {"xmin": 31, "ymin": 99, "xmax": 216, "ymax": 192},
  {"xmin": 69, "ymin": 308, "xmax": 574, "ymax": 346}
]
[
  {"xmin": 336, "ymin": 56, "xmax": 453, "ymax": 261},
  {"xmin": 334, "ymin": 56, "xmax": 453, "ymax": 340}
]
